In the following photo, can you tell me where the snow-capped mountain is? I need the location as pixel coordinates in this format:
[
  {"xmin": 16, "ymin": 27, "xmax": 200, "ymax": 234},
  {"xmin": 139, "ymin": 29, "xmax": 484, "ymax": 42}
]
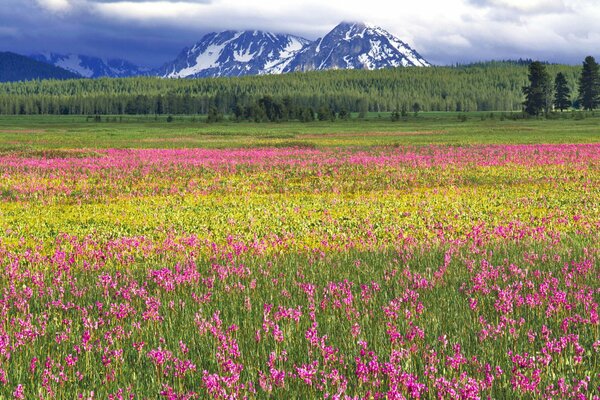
[
  {"xmin": 157, "ymin": 31, "xmax": 310, "ymax": 78},
  {"xmin": 30, "ymin": 53, "xmax": 148, "ymax": 78},
  {"xmin": 158, "ymin": 22, "xmax": 430, "ymax": 78},
  {"xmin": 29, "ymin": 22, "xmax": 429, "ymax": 80},
  {"xmin": 284, "ymin": 22, "xmax": 430, "ymax": 72}
]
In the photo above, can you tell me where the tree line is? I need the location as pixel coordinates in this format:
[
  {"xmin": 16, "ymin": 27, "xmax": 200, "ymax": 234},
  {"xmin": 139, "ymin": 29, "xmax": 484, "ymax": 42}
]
[
  {"xmin": 0, "ymin": 62, "xmax": 584, "ymax": 116},
  {"xmin": 523, "ymin": 56, "xmax": 600, "ymax": 115}
]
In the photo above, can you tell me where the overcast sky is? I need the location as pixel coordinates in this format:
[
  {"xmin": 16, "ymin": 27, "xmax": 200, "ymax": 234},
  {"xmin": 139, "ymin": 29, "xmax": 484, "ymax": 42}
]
[{"xmin": 1, "ymin": 0, "xmax": 598, "ymax": 67}]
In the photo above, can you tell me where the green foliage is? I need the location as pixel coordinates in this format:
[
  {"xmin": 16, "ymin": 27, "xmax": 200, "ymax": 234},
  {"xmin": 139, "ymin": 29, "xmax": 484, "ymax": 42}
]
[
  {"xmin": 553, "ymin": 72, "xmax": 571, "ymax": 111},
  {"xmin": 338, "ymin": 108, "xmax": 350, "ymax": 120},
  {"xmin": 0, "ymin": 62, "xmax": 582, "ymax": 116},
  {"xmin": 234, "ymin": 96, "xmax": 297, "ymax": 122},
  {"xmin": 206, "ymin": 106, "xmax": 224, "ymax": 123},
  {"xmin": 412, "ymin": 102, "xmax": 421, "ymax": 116},
  {"xmin": 523, "ymin": 61, "xmax": 552, "ymax": 116},
  {"xmin": 578, "ymin": 56, "xmax": 600, "ymax": 111},
  {"xmin": 317, "ymin": 105, "xmax": 335, "ymax": 121}
]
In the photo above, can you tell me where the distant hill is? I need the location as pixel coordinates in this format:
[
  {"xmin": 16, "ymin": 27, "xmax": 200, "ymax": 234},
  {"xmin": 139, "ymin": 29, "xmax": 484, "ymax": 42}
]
[
  {"xmin": 31, "ymin": 53, "xmax": 149, "ymax": 78},
  {"xmin": 0, "ymin": 52, "xmax": 79, "ymax": 82}
]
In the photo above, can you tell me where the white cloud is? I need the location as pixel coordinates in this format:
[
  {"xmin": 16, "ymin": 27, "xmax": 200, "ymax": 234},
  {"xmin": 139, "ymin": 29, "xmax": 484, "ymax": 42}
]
[
  {"xmin": 471, "ymin": 0, "xmax": 571, "ymax": 13},
  {"xmin": 36, "ymin": 0, "xmax": 73, "ymax": 12},
  {"xmin": 26, "ymin": 0, "xmax": 600, "ymax": 64},
  {"xmin": 93, "ymin": 1, "xmax": 209, "ymax": 20}
]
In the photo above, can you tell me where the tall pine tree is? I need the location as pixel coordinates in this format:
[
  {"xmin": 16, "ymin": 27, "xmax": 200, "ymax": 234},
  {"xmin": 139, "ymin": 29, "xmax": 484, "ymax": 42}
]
[
  {"xmin": 523, "ymin": 61, "xmax": 552, "ymax": 116},
  {"xmin": 553, "ymin": 72, "xmax": 571, "ymax": 111},
  {"xmin": 578, "ymin": 56, "xmax": 600, "ymax": 110}
]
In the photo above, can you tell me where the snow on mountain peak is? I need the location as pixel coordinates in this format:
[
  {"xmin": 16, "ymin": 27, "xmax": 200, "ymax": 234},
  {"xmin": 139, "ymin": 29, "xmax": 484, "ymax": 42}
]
[
  {"xmin": 159, "ymin": 23, "xmax": 429, "ymax": 78},
  {"xmin": 283, "ymin": 22, "xmax": 430, "ymax": 73},
  {"xmin": 31, "ymin": 22, "xmax": 430, "ymax": 80},
  {"xmin": 30, "ymin": 53, "xmax": 147, "ymax": 78},
  {"xmin": 157, "ymin": 30, "xmax": 311, "ymax": 78}
]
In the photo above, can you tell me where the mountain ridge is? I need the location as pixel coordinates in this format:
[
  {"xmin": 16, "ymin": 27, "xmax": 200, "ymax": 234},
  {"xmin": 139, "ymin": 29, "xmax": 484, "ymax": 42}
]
[
  {"xmin": 31, "ymin": 53, "xmax": 149, "ymax": 78},
  {"xmin": 21, "ymin": 21, "xmax": 430, "ymax": 80},
  {"xmin": 158, "ymin": 21, "xmax": 430, "ymax": 78},
  {"xmin": 156, "ymin": 30, "xmax": 310, "ymax": 78},
  {"xmin": 0, "ymin": 52, "xmax": 80, "ymax": 82}
]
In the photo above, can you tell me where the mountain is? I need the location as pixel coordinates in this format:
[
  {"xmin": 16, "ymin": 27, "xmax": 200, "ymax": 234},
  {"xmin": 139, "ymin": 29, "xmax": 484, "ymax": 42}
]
[
  {"xmin": 284, "ymin": 22, "xmax": 430, "ymax": 72},
  {"xmin": 0, "ymin": 52, "xmax": 79, "ymax": 82},
  {"xmin": 16, "ymin": 21, "xmax": 430, "ymax": 81},
  {"xmin": 159, "ymin": 22, "xmax": 430, "ymax": 78},
  {"xmin": 157, "ymin": 30, "xmax": 310, "ymax": 78},
  {"xmin": 30, "ymin": 53, "xmax": 148, "ymax": 78}
]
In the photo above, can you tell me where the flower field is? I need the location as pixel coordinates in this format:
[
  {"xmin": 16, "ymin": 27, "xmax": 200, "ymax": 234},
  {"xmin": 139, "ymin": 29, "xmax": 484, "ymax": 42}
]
[{"xmin": 0, "ymin": 143, "xmax": 598, "ymax": 399}]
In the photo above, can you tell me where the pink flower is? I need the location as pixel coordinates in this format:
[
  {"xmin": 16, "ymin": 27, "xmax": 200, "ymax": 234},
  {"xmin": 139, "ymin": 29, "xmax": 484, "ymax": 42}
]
[
  {"xmin": 13, "ymin": 384, "xmax": 25, "ymax": 399},
  {"xmin": 296, "ymin": 361, "xmax": 318, "ymax": 385},
  {"xmin": 148, "ymin": 347, "xmax": 172, "ymax": 367}
]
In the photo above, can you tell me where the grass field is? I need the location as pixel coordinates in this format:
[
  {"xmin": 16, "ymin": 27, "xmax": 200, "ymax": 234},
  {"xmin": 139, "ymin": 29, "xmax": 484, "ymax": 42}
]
[
  {"xmin": 0, "ymin": 112, "xmax": 599, "ymax": 151},
  {"xmin": 0, "ymin": 114, "xmax": 598, "ymax": 399}
]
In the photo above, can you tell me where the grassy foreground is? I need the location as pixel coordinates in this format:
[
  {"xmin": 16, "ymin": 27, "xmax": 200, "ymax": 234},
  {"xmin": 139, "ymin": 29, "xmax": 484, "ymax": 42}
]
[{"xmin": 0, "ymin": 116, "xmax": 598, "ymax": 399}]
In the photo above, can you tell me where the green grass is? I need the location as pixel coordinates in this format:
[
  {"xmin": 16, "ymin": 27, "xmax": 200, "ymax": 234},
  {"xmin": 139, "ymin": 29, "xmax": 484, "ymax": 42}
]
[
  {"xmin": 0, "ymin": 112, "xmax": 599, "ymax": 151},
  {"xmin": 0, "ymin": 111, "xmax": 598, "ymax": 398},
  {"xmin": 2, "ymin": 237, "xmax": 597, "ymax": 399}
]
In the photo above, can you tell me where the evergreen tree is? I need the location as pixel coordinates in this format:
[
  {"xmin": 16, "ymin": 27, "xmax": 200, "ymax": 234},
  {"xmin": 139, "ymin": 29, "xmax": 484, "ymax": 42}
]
[
  {"xmin": 553, "ymin": 72, "xmax": 571, "ymax": 111},
  {"xmin": 578, "ymin": 56, "xmax": 600, "ymax": 110},
  {"xmin": 412, "ymin": 102, "xmax": 421, "ymax": 116},
  {"xmin": 317, "ymin": 105, "xmax": 335, "ymax": 121},
  {"xmin": 258, "ymin": 96, "xmax": 285, "ymax": 122},
  {"xmin": 338, "ymin": 108, "xmax": 350, "ymax": 120},
  {"xmin": 523, "ymin": 61, "xmax": 552, "ymax": 115},
  {"xmin": 299, "ymin": 107, "xmax": 315, "ymax": 122},
  {"xmin": 401, "ymin": 104, "xmax": 408, "ymax": 118},
  {"xmin": 232, "ymin": 103, "xmax": 244, "ymax": 121},
  {"xmin": 206, "ymin": 106, "xmax": 223, "ymax": 123}
]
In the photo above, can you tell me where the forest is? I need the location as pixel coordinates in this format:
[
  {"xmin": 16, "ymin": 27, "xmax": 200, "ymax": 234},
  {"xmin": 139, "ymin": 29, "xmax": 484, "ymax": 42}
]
[{"xmin": 0, "ymin": 61, "xmax": 583, "ymax": 116}]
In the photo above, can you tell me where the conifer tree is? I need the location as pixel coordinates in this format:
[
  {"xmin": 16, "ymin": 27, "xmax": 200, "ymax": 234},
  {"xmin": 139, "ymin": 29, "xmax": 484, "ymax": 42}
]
[
  {"xmin": 523, "ymin": 61, "xmax": 552, "ymax": 115},
  {"xmin": 578, "ymin": 56, "xmax": 600, "ymax": 110},
  {"xmin": 553, "ymin": 72, "xmax": 571, "ymax": 111},
  {"xmin": 206, "ymin": 106, "xmax": 223, "ymax": 123}
]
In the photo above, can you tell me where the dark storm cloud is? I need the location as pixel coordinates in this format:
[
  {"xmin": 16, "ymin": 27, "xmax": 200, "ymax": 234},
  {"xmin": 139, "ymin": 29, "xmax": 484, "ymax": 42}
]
[
  {"xmin": 0, "ymin": 0, "xmax": 211, "ymax": 66},
  {"xmin": 1, "ymin": 0, "xmax": 598, "ymax": 68}
]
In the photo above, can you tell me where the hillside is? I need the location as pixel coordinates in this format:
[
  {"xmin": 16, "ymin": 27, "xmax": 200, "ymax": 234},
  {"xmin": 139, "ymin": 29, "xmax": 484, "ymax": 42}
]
[
  {"xmin": 31, "ymin": 53, "xmax": 149, "ymax": 78},
  {"xmin": 0, "ymin": 52, "xmax": 79, "ymax": 83},
  {"xmin": 0, "ymin": 62, "xmax": 581, "ymax": 115}
]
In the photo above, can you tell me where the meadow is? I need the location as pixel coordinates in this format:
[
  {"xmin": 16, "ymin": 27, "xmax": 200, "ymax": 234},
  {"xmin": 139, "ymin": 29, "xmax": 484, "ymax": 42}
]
[
  {"xmin": 0, "ymin": 114, "xmax": 598, "ymax": 399},
  {"xmin": 1, "ymin": 112, "xmax": 600, "ymax": 150}
]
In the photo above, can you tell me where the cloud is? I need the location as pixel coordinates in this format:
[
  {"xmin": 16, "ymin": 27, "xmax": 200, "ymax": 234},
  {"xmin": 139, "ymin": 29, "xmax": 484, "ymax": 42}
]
[
  {"xmin": 92, "ymin": 0, "xmax": 211, "ymax": 2},
  {"xmin": 36, "ymin": 0, "xmax": 74, "ymax": 12},
  {"xmin": 3, "ymin": 0, "xmax": 600, "ymax": 67},
  {"xmin": 89, "ymin": 0, "xmax": 340, "ymax": 37},
  {"xmin": 92, "ymin": 1, "xmax": 210, "ymax": 21},
  {"xmin": 469, "ymin": 0, "xmax": 571, "ymax": 13}
]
